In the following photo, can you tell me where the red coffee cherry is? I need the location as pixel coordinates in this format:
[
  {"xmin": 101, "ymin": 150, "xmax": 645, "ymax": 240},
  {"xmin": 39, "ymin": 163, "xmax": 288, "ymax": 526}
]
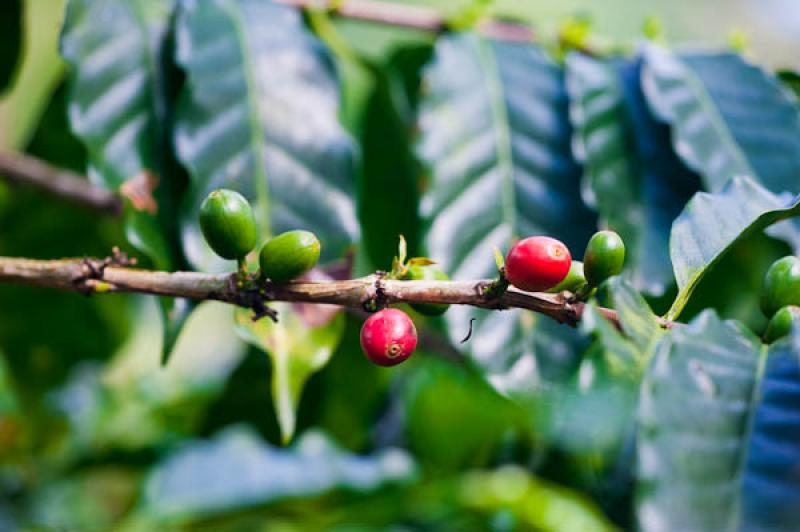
[
  {"xmin": 360, "ymin": 308, "xmax": 417, "ymax": 367},
  {"xmin": 505, "ymin": 236, "xmax": 572, "ymax": 292}
]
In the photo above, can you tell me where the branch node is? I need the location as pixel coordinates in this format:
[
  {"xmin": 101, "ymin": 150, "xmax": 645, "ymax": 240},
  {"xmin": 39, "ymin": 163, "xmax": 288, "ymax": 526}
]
[
  {"xmin": 70, "ymin": 247, "xmax": 136, "ymax": 295},
  {"xmin": 477, "ymin": 271, "xmax": 509, "ymax": 308},
  {"xmin": 226, "ymin": 275, "xmax": 279, "ymax": 323},
  {"xmin": 560, "ymin": 300, "xmax": 581, "ymax": 327},
  {"xmin": 363, "ymin": 272, "xmax": 388, "ymax": 313}
]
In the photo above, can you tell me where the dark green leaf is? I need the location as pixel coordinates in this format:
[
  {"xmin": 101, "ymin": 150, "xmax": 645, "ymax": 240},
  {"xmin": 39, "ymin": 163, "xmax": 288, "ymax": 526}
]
[
  {"xmin": 61, "ymin": 0, "xmax": 177, "ymax": 269},
  {"xmin": 402, "ymin": 356, "xmax": 523, "ymax": 471},
  {"xmin": 581, "ymin": 305, "xmax": 642, "ymax": 376},
  {"xmin": 566, "ymin": 55, "xmax": 640, "ymax": 280},
  {"xmin": 582, "ymin": 279, "xmax": 662, "ymax": 378},
  {"xmin": 636, "ymin": 313, "xmax": 800, "ymax": 531},
  {"xmin": 741, "ymin": 327, "xmax": 800, "ymax": 531},
  {"xmin": 142, "ymin": 426, "xmax": 416, "ymax": 520},
  {"xmin": 604, "ymin": 277, "xmax": 662, "ymax": 353},
  {"xmin": 636, "ymin": 311, "xmax": 765, "ymax": 531},
  {"xmin": 417, "ymin": 34, "xmax": 595, "ymax": 397},
  {"xmin": 61, "ymin": 0, "xmax": 190, "ymax": 362},
  {"xmin": 643, "ymin": 45, "xmax": 800, "ymax": 197},
  {"xmin": 547, "ymin": 279, "xmax": 659, "ymax": 465},
  {"xmin": 668, "ymin": 176, "xmax": 800, "ymax": 320},
  {"xmin": 566, "ymin": 54, "xmax": 699, "ymax": 295},
  {"xmin": 174, "ymin": 0, "xmax": 358, "ymax": 271}
]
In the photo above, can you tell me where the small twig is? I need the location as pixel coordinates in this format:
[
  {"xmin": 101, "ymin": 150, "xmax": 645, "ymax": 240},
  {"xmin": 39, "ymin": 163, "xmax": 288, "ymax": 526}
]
[
  {"xmin": 276, "ymin": 0, "xmax": 534, "ymax": 42},
  {"xmin": 0, "ymin": 151, "xmax": 122, "ymax": 215},
  {"xmin": 71, "ymin": 247, "xmax": 138, "ymax": 295}
]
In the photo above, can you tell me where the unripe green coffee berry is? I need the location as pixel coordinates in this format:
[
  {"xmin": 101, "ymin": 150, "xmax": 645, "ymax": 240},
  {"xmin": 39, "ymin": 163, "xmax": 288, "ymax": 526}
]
[
  {"xmin": 404, "ymin": 265, "xmax": 450, "ymax": 316},
  {"xmin": 764, "ymin": 305, "xmax": 800, "ymax": 343},
  {"xmin": 198, "ymin": 189, "xmax": 257, "ymax": 260},
  {"xmin": 584, "ymin": 230, "xmax": 625, "ymax": 287},
  {"xmin": 259, "ymin": 230, "xmax": 320, "ymax": 283},
  {"xmin": 760, "ymin": 256, "xmax": 800, "ymax": 318},
  {"xmin": 547, "ymin": 260, "xmax": 587, "ymax": 293}
]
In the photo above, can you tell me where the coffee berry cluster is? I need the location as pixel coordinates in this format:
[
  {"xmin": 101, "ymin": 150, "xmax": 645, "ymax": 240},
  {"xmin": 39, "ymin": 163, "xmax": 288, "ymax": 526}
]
[
  {"xmin": 198, "ymin": 189, "xmax": 628, "ymax": 367},
  {"xmin": 199, "ymin": 189, "xmax": 321, "ymax": 281},
  {"xmin": 760, "ymin": 256, "xmax": 800, "ymax": 343}
]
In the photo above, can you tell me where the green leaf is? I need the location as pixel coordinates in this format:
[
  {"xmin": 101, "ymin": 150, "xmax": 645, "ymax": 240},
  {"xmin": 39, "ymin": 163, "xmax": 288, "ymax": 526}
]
[
  {"xmin": 402, "ymin": 356, "xmax": 523, "ymax": 471},
  {"xmin": 61, "ymin": 0, "xmax": 190, "ymax": 362},
  {"xmin": 667, "ymin": 176, "xmax": 800, "ymax": 320},
  {"xmin": 636, "ymin": 311, "xmax": 766, "ymax": 531},
  {"xmin": 643, "ymin": 45, "xmax": 800, "ymax": 195},
  {"xmin": 741, "ymin": 327, "xmax": 800, "ymax": 530},
  {"xmin": 581, "ymin": 305, "xmax": 642, "ymax": 376},
  {"xmin": 605, "ymin": 277, "xmax": 663, "ymax": 353},
  {"xmin": 61, "ymin": 0, "xmax": 177, "ymax": 268},
  {"xmin": 566, "ymin": 54, "xmax": 699, "ymax": 295},
  {"xmin": 545, "ymin": 279, "xmax": 659, "ymax": 463},
  {"xmin": 566, "ymin": 54, "xmax": 640, "ymax": 276},
  {"xmin": 459, "ymin": 466, "xmax": 616, "ymax": 532},
  {"xmin": 580, "ymin": 276, "xmax": 663, "ymax": 379},
  {"xmin": 143, "ymin": 426, "xmax": 416, "ymax": 520},
  {"xmin": 174, "ymin": 0, "xmax": 358, "ymax": 271},
  {"xmin": 417, "ymin": 34, "xmax": 595, "ymax": 397},
  {"xmin": 235, "ymin": 304, "xmax": 346, "ymax": 443}
]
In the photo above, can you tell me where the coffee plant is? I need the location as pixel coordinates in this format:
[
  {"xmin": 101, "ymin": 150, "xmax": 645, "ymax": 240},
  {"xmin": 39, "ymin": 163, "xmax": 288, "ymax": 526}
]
[{"xmin": 0, "ymin": 0, "xmax": 799, "ymax": 529}]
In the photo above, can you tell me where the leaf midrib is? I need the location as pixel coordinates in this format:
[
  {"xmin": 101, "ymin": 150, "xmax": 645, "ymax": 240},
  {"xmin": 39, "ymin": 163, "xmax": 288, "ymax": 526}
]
[
  {"xmin": 221, "ymin": 0, "xmax": 271, "ymax": 240},
  {"xmin": 128, "ymin": 0, "xmax": 180, "ymax": 187},
  {"xmin": 474, "ymin": 37, "xmax": 516, "ymax": 237}
]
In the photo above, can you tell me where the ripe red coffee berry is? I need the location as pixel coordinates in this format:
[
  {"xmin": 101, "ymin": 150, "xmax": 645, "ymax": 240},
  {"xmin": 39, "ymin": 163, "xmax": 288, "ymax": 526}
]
[
  {"xmin": 360, "ymin": 308, "xmax": 417, "ymax": 367},
  {"xmin": 505, "ymin": 236, "xmax": 571, "ymax": 292}
]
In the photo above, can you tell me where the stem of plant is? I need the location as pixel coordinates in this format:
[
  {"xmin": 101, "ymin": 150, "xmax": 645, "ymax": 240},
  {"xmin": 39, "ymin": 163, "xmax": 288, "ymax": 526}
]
[{"xmin": 0, "ymin": 254, "xmax": 676, "ymax": 331}]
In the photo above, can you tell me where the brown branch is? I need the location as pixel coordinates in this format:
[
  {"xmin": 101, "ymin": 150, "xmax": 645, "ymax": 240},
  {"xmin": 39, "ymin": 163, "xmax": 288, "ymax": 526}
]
[
  {"xmin": 0, "ymin": 151, "xmax": 122, "ymax": 216},
  {"xmin": 276, "ymin": 0, "xmax": 534, "ymax": 42},
  {"xmin": 0, "ymin": 256, "xmax": 675, "ymax": 332}
]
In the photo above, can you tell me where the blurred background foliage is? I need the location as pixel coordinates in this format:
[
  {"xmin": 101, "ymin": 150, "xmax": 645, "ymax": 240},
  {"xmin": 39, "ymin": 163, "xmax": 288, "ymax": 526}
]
[{"xmin": 0, "ymin": 0, "xmax": 798, "ymax": 530}]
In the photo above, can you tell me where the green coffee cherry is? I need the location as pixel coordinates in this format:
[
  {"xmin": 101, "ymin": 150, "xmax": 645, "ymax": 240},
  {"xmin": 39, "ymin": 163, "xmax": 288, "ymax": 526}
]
[
  {"xmin": 198, "ymin": 189, "xmax": 257, "ymax": 260},
  {"xmin": 259, "ymin": 230, "xmax": 320, "ymax": 283},
  {"xmin": 404, "ymin": 264, "xmax": 450, "ymax": 316},
  {"xmin": 764, "ymin": 305, "xmax": 800, "ymax": 343},
  {"xmin": 760, "ymin": 256, "xmax": 800, "ymax": 317},
  {"xmin": 547, "ymin": 260, "xmax": 587, "ymax": 293},
  {"xmin": 584, "ymin": 230, "xmax": 625, "ymax": 287}
]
